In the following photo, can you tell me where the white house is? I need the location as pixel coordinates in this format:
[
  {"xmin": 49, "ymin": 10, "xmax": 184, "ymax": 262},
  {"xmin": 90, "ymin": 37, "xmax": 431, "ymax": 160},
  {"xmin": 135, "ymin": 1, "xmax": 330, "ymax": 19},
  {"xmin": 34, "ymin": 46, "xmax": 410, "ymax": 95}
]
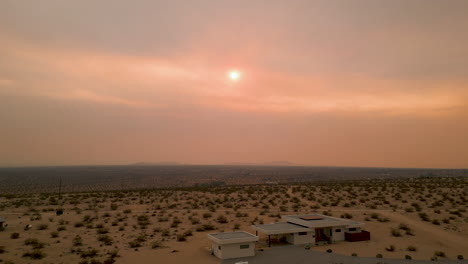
[
  {"xmin": 207, "ymin": 231, "xmax": 258, "ymax": 259},
  {"xmin": 252, "ymin": 213, "xmax": 369, "ymax": 247}
]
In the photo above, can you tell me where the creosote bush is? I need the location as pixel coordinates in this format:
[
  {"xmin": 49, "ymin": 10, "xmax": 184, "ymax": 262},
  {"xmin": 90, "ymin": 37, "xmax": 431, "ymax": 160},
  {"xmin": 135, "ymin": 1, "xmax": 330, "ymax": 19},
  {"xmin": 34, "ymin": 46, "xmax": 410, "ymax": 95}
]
[
  {"xmin": 407, "ymin": 245, "xmax": 417, "ymax": 252},
  {"xmin": 23, "ymin": 249, "xmax": 46, "ymax": 259},
  {"xmin": 73, "ymin": 235, "xmax": 83, "ymax": 246},
  {"xmin": 151, "ymin": 240, "xmax": 162, "ymax": 249},
  {"xmin": 390, "ymin": 228, "xmax": 401, "ymax": 237},
  {"xmin": 385, "ymin": 245, "xmax": 395, "ymax": 252},
  {"xmin": 24, "ymin": 238, "xmax": 45, "ymax": 249}
]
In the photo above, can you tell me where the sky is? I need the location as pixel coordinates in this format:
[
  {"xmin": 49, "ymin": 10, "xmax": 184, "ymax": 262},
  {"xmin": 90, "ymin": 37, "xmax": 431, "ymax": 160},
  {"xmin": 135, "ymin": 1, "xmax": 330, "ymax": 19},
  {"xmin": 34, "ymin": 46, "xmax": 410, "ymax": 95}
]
[{"xmin": 0, "ymin": 0, "xmax": 467, "ymax": 168}]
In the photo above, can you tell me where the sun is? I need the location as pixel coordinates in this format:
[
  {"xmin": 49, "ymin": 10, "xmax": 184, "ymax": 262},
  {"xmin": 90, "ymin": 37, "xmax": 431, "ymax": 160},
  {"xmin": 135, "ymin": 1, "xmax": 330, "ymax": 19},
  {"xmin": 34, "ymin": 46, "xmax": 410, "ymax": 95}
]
[{"xmin": 228, "ymin": 70, "xmax": 240, "ymax": 81}]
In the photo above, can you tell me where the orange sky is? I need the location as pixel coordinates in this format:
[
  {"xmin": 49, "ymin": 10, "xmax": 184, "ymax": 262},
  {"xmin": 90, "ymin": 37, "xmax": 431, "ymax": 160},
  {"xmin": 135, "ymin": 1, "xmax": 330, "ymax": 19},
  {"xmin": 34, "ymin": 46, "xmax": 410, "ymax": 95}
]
[{"xmin": 0, "ymin": 0, "xmax": 467, "ymax": 168}]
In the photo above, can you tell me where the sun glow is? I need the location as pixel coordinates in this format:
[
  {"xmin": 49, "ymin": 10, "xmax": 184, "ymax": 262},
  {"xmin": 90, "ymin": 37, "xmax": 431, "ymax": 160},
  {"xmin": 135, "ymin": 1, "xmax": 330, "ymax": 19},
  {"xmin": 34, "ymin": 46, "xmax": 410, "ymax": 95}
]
[{"xmin": 228, "ymin": 70, "xmax": 240, "ymax": 81}]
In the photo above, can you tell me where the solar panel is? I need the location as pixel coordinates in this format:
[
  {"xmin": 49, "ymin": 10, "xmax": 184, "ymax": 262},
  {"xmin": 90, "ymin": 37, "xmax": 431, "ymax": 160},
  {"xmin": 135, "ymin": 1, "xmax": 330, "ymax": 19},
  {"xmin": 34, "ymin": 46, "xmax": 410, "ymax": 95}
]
[{"xmin": 300, "ymin": 216, "xmax": 323, "ymax": 220}]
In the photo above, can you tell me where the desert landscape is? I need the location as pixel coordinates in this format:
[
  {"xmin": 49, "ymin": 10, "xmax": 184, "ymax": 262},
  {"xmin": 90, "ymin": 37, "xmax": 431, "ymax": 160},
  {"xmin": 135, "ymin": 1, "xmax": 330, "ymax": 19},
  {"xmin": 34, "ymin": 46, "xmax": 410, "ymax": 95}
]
[
  {"xmin": 2, "ymin": 1, "xmax": 468, "ymax": 263},
  {"xmin": 0, "ymin": 173, "xmax": 466, "ymax": 263}
]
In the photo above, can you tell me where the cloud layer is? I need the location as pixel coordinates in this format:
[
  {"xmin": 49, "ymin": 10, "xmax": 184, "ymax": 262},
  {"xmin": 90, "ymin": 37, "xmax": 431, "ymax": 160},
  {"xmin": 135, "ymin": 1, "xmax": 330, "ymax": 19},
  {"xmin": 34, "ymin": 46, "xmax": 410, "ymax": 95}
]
[{"xmin": 1, "ymin": 0, "xmax": 467, "ymax": 167}]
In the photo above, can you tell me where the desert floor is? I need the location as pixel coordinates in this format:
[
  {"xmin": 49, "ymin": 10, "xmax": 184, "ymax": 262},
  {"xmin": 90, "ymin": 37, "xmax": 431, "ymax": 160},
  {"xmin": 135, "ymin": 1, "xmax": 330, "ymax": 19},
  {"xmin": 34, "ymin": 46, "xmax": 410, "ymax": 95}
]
[{"xmin": 0, "ymin": 177, "xmax": 466, "ymax": 263}]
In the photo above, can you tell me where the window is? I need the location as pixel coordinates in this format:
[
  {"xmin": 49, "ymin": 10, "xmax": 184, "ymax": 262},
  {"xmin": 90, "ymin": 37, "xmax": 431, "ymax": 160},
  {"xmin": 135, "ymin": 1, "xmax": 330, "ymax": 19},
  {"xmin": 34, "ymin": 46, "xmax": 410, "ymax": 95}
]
[
  {"xmin": 335, "ymin": 229, "xmax": 341, "ymax": 232},
  {"xmin": 240, "ymin": 244, "xmax": 249, "ymax": 249},
  {"xmin": 218, "ymin": 245, "xmax": 221, "ymax": 250},
  {"xmin": 298, "ymin": 232, "xmax": 307, "ymax": 236},
  {"xmin": 348, "ymin": 228, "xmax": 357, "ymax": 232}
]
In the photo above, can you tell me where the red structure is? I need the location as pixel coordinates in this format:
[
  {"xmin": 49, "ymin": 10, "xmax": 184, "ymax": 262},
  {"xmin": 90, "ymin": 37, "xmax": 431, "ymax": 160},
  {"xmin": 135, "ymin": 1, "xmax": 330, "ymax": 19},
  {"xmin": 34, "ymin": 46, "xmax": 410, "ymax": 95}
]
[{"xmin": 345, "ymin": 231, "xmax": 370, "ymax": 242}]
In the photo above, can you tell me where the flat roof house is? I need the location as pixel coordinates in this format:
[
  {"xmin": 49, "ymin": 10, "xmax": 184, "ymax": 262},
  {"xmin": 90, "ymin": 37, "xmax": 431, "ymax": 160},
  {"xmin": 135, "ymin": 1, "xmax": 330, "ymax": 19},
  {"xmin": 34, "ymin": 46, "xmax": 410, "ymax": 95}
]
[
  {"xmin": 207, "ymin": 231, "xmax": 258, "ymax": 259},
  {"xmin": 252, "ymin": 213, "xmax": 369, "ymax": 247}
]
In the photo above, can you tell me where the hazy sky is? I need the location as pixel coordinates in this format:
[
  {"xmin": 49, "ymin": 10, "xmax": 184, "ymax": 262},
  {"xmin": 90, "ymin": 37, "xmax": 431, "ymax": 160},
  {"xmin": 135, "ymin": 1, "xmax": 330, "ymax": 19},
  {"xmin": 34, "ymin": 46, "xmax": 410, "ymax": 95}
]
[{"xmin": 1, "ymin": 0, "xmax": 467, "ymax": 168}]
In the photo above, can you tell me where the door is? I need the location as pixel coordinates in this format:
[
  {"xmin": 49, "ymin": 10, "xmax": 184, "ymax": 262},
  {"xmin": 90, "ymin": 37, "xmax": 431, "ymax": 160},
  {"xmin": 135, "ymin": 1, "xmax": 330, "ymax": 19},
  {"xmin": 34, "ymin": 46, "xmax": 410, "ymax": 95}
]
[{"xmin": 315, "ymin": 228, "xmax": 323, "ymax": 242}]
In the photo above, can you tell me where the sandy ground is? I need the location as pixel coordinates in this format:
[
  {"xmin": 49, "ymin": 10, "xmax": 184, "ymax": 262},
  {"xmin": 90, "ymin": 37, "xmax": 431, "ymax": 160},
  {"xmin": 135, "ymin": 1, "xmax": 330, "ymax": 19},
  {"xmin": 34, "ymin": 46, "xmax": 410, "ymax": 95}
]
[{"xmin": 0, "ymin": 178, "xmax": 466, "ymax": 263}]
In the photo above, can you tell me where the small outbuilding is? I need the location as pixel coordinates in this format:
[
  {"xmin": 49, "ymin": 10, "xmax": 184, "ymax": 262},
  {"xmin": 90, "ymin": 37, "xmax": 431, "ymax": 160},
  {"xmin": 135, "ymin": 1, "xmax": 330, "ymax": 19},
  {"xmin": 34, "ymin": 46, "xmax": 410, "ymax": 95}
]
[{"xmin": 207, "ymin": 231, "xmax": 258, "ymax": 259}]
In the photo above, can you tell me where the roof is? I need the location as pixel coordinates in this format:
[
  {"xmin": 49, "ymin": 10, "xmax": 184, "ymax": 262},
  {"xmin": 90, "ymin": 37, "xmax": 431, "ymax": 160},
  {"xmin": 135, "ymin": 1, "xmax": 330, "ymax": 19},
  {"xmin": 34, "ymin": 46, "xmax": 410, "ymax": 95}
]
[
  {"xmin": 283, "ymin": 214, "xmax": 362, "ymax": 228},
  {"xmin": 346, "ymin": 221, "xmax": 365, "ymax": 227},
  {"xmin": 252, "ymin": 222, "xmax": 311, "ymax": 235},
  {"xmin": 300, "ymin": 216, "xmax": 323, "ymax": 220},
  {"xmin": 207, "ymin": 231, "xmax": 258, "ymax": 245},
  {"xmin": 0, "ymin": 217, "xmax": 5, "ymax": 222}
]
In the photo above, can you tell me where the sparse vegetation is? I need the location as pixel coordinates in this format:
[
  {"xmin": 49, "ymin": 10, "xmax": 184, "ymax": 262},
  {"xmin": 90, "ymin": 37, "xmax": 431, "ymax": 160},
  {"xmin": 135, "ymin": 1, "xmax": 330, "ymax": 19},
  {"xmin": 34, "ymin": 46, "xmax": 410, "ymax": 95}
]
[
  {"xmin": 407, "ymin": 245, "xmax": 417, "ymax": 252},
  {"xmin": 385, "ymin": 245, "xmax": 395, "ymax": 252},
  {"xmin": 23, "ymin": 249, "xmax": 46, "ymax": 259},
  {"xmin": 0, "ymin": 174, "xmax": 465, "ymax": 262}
]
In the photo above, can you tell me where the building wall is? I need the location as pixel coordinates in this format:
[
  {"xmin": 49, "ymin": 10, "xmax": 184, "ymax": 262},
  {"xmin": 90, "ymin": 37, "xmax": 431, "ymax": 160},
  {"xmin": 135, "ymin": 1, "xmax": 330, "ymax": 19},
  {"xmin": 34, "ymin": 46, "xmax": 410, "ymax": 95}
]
[
  {"xmin": 212, "ymin": 242, "xmax": 255, "ymax": 259},
  {"xmin": 294, "ymin": 231, "xmax": 314, "ymax": 244},
  {"xmin": 285, "ymin": 233, "xmax": 295, "ymax": 244},
  {"xmin": 212, "ymin": 242, "xmax": 222, "ymax": 258},
  {"xmin": 284, "ymin": 232, "xmax": 314, "ymax": 245},
  {"xmin": 331, "ymin": 226, "xmax": 346, "ymax": 241},
  {"xmin": 346, "ymin": 227, "xmax": 361, "ymax": 234}
]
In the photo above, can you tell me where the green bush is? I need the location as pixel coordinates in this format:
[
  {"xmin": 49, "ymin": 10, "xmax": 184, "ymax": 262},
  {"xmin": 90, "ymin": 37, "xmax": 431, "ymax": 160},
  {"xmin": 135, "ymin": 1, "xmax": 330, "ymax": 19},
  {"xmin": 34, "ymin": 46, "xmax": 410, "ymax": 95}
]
[
  {"xmin": 73, "ymin": 235, "xmax": 83, "ymax": 246},
  {"xmin": 407, "ymin": 245, "xmax": 417, "ymax": 251},
  {"xmin": 177, "ymin": 234, "xmax": 187, "ymax": 241},
  {"xmin": 390, "ymin": 228, "xmax": 401, "ymax": 237},
  {"xmin": 97, "ymin": 235, "xmax": 113, "ymax": 245},
  {"xmin": 151, "ymin": 240, "xmax": 162, "ymax": 249},
  {"xmin": 24, "ymin": 238, "xmax": 45, "ymax": 249},
  {"xmin": 340, "ymin": 213, "xmax": 353, "ymax": 219},
  {"xmin": 216, "ymin": 215, "xmax": 228, "ymax": 223},
  {"xmin": 80, "ymin": 248, "xmax": 98, "ymax": 258},
  {"xmin": 418, "ymin": 212, "xmax": 430, "ymax": 222},
  {"xmin": 37, "ymin": 223, "xmax": 48, "ymax": 230},
  {"xmin": 23, "ymin": 249, "xmax": 46, "ymax": 259},
  {"xmin": 386, "ymin": 245, "xmax": 395, "ymax": 252}
]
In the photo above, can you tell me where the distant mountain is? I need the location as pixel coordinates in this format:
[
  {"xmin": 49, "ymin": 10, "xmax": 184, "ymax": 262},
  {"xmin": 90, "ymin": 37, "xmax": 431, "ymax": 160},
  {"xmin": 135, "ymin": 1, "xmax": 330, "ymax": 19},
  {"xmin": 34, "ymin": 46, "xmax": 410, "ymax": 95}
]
[
  {"xmin": 262, "ymin": 161, "xmax": 296, "ymax": 166},
  {"xmin": 224, "ymin": 162, "xmax": 257, "ymax": 166},
  {"xmin": 130, "ymin": 161, "xmax": 296, "ymax": 166},
  {"xmin": 224, "ymin": 161, "xmax": 296, "ymax": 166},
  {"xmin": 130, "ymin": 162, "xmax": 184, "ymax": 166}
]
